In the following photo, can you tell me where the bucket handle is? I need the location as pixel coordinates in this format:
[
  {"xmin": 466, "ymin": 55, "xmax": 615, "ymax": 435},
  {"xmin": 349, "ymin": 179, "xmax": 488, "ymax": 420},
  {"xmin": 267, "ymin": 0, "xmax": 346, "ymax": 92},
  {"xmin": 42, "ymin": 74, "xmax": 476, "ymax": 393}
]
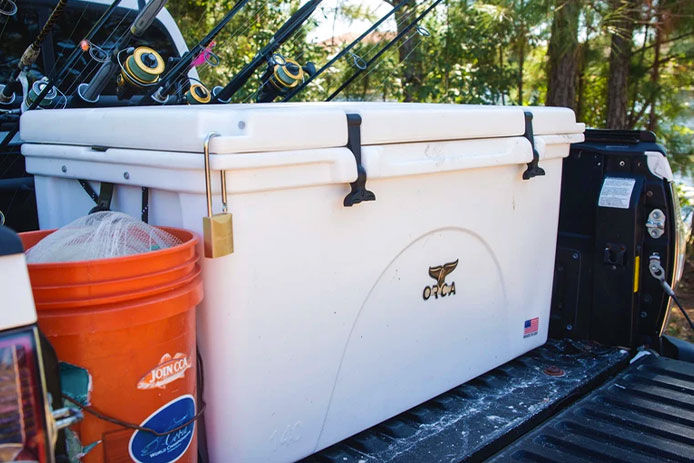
[
  {"xmin": 63, "ymin": 394, "xmax": 205, "ymax": 437},
  {"xmin": 62, "ymin": 349, "xmax": 207, "ymax": 438}
]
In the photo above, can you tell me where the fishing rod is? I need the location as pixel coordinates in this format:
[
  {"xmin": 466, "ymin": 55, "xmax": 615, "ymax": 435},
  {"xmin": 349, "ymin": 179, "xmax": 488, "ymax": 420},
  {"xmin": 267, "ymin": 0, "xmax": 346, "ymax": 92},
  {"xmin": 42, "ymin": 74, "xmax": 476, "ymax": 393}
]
[
  {"xmin": 326, "ymin": 0, "xmax": 442, "ymax": 101},
  {"xmin": 210, "ymin": 0, "xmax": 323, "ymax": 104},
  {"xmin": 0, "ymin": 0, "xmax": 124, "ymax": 148},
  {"xmin": 143, "ymin": 0, "xmax": 252, "ymax": 105},
  {"xmin": 281, "ymin": 0, "xmax": 413, "ymax": 102},
  {"xmin": 73, "ymin": 0, "xmax": 168, "ymax": 105},
  {"xmin": 0, "ymin": 0, "xmax": 68, "ymax": 107}
]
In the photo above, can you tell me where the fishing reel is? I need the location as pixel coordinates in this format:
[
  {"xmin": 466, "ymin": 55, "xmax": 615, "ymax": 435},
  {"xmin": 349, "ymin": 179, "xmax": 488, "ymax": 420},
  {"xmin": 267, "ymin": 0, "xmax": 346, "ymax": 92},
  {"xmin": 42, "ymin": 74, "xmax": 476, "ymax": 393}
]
[
  {"xmin": 116, "ymin": 46, "xmax": 165, "ymax": 99},
  {"xmin": 185, "ymin": 81, "xmax": 211, "ymax": 105},
  {"xmin": 25, "ymin": 78, "xmax": 59, "ymax": 109},
  {"xmin": 256, "ymin": 54, "xmax": 316, "ymax": 103}
]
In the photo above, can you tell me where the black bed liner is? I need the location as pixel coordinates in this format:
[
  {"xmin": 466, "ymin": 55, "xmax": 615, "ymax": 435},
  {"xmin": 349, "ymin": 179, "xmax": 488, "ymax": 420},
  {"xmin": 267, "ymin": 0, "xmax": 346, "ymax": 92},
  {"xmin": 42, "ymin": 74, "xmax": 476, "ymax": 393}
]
[
  {"xmin": 487, "ymin": 353, "xmax": 694, "ymax": 463},
  {"xmin": 304, "ymin": 339, "xmax": 630, "ymax": 463}
]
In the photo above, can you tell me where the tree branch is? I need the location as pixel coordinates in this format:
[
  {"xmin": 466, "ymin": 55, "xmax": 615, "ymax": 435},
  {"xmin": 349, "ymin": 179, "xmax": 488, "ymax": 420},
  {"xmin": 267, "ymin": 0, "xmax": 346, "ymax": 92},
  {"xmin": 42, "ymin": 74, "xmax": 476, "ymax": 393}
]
[{"xmin": 633, "ymin": 31, "xmax": 694, "ymax": 55}]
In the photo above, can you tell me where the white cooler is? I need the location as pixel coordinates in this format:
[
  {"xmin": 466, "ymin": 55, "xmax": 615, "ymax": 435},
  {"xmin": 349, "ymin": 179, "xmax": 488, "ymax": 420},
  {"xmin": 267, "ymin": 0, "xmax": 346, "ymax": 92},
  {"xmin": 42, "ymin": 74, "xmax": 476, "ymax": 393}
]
[{"xmin": 20, "ymin": 102, "xmax": 584, "ymax": 462}]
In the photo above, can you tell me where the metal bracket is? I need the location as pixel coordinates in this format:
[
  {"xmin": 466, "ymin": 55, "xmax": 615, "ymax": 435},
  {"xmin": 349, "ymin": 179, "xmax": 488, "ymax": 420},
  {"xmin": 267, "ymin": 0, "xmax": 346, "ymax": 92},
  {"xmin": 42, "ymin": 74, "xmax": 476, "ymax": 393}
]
[
  {"xmin": 522, "ymin": 111, "xmax": 545, "ymax": 180},
  {"xmin": 344, "ymin": 113, "xmax": 375, "ymax": 207}
]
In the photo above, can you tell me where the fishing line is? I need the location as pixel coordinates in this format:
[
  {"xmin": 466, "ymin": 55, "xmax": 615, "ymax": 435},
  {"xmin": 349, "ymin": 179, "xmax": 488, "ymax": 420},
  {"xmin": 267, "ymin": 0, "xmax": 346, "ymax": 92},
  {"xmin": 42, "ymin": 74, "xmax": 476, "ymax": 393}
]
[
  {"xmin": 281, "ymin": 0, "xmax": 411, "ymax": 102},
  {"xmin": 375, "ymin": 34, "xmax": 424, "ymax": 98},
  {"xmin": 59, "ymin": 10, "xmax": 133, "ymax": 94},
  {"xmin": 210, "ymin": 0, "xmax": 324, "ymax": 104},
  {"xmin": 243, "ymin": 0, "xmax": 420, "ymax": 103},
  {"xmin": 326, "ymin": 0, "xmax": 443, "ymax": 102},
  {"xmin": 333, "ymin": 28, "xmax": 420, "ymax": 100},
  {"xmin": 198, "ymin": 0, "xmax": 267, "ymax": 61},
  {"xmin": 240, "ymin": 21, "xmax": 331, "ymax": 104},
  {"xmin": 0, "ymin": 0, "xmax": 124, "ymax": 149},
  {"xmin": 240, "ymin": 36, "xmax": 320, "ymax": 103},
  {"xmin": 0, "ymin": 0, "xmax": 70, "ymax": 112},
  {"xmin": 203, "ymin": 2, "xmax": 273, "ymax": 85},
  {"xmin": 43, "ymin": 2, "xmax": 94, "ymax": 81},
  {"xmin": 347, "ymin": 2, "xmax": 418, "ymax": 69},
  {"xmin": 141, "ymin": 0, "xmax": 256, "ymax": 104},
  {"xmin": 329, "ymin": 2, "xmax": 420, "ymax": 101},
  {"xmin": 47, "ymin": 0, "xmax": 123, "ymax": 86},
  {"xmin": 225, "ymin": 1, "xmax": 270, "ymax": 41},
  {"xmin": 246, "ymin": 2, "xmax": 416, "ymax": 104},
  {"xmin": 0, "ymin": 15, "xmax": 9, "ymax": 44},
  {"xmin": 0, "ymin": 0, "xmax": 16, "ymax": 43},
  {"xmin": 61, "ymin": 8, "xmax": 134, "ymax": 95}
]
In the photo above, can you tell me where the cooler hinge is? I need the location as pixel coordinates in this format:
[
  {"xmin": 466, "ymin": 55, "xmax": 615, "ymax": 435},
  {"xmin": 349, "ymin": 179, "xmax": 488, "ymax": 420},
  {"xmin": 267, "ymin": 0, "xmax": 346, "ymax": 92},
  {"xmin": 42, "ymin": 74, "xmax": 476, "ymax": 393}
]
[
  {"xmin": 522, "ymin": 111, "xmax": 545, "ymax": 180},
  {"xmin": 344, "ymin": 113, "xmax": 375, "ymax": 207}
]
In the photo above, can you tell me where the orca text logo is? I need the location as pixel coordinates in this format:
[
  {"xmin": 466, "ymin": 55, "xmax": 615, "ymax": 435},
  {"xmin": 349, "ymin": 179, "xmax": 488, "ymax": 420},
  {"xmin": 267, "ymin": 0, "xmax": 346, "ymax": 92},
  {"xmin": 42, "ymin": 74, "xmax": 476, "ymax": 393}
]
[{"xmin": 423, "ymin": 260, "xmax": 458, "ymax": 300}]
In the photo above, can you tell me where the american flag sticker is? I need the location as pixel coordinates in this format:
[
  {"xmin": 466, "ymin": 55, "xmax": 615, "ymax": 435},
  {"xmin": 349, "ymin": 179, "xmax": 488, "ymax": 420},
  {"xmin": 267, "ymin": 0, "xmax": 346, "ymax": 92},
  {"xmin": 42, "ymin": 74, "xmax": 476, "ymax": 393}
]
[{"xmin": 523, "ymin": 317, "xmax": 539, "ymax": 338}]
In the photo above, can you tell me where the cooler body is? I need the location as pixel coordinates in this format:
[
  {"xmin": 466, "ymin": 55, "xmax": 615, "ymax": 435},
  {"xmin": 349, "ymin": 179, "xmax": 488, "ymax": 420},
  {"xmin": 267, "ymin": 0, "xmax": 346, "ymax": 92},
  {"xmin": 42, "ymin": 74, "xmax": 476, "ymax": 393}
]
[{"xmin": 19, "ymin": 103, "xmax": 584, "ymax": 462}]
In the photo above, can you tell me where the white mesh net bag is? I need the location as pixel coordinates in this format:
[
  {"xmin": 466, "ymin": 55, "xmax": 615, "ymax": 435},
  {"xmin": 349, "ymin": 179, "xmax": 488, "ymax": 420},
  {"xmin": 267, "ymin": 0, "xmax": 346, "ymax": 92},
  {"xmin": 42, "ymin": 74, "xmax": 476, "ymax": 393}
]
[{"xmin": 26, "ymin": 212, "xmax": 183, "ymax": 263}]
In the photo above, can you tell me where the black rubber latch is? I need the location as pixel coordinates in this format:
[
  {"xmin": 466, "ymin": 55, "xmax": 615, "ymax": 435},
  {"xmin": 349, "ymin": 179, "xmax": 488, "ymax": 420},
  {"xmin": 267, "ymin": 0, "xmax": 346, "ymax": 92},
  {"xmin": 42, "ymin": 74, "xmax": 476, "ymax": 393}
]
[
  {"xmin": 89, "ymin": 182, "xmax": 114, "ymax": 214},
  {"xmin": 344, "ymin": 113, "xmax": 375, "ymax": 207},
  {"xmin": 141, "ymin": 186, "xmax": 149, "ymax": 223},
  {"xmin": 78, "ymin": 179, "xmax": 99, "ymax": 203},
  {"xmin": 522, "ymin": 111, "xmax": 545, "ymax": 180}
]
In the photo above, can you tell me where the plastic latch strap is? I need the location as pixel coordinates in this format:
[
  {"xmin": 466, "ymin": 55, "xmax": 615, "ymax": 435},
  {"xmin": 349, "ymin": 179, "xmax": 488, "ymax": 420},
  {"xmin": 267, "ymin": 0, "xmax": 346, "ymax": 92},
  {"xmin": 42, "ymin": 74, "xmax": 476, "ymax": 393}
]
[
  {"xmin": 88, "ymin": 182, "xmax": 114, "ymax": 214},
  {"xmin": 141, "ymin": 186, "xmax": 149, "ymax": 223},
  {"xmin": 522, "ymin": 111, "xmax": 545, "ymax": 180},
  {"xmin": 343, "ymin": 113, "xmax": 375, "ymax": 207},
  {"xmin": 78, "ymin": 179, "xmax": 99, "ymax": 203}
]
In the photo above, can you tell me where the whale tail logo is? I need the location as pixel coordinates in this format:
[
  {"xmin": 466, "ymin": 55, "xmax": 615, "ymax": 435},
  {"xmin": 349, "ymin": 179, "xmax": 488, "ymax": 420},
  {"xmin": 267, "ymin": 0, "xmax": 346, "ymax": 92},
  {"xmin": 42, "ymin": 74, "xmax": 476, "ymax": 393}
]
[{"xmin": 428, "ymin": 259, "xmax": 459, "ymax": 287}]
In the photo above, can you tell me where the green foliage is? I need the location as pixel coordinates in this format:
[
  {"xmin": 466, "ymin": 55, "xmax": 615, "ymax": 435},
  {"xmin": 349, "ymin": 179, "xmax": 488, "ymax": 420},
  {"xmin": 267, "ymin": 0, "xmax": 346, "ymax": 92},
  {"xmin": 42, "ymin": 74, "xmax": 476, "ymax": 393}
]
[{"xmin": 165, "ymin": 0, "xmax": 693, "ymax": 172}]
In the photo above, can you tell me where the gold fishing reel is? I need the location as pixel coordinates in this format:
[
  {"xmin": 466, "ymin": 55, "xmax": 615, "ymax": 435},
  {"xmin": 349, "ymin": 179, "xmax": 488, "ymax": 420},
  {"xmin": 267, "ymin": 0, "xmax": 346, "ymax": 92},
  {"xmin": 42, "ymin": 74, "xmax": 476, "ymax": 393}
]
[
  {"xmin": 257, "ymin": 54, "xmax": 315, "ymax": 103},
  {"xmin": 186, "ymin": 82, "xmax": 211, "ymax": 104},
  {"xmin": 117, "ymin": 47, "xmax": 165, "ymax": 97},
  {"xmin": 268, "ymin": 55, "xmax": 304, "ymax": 91}
]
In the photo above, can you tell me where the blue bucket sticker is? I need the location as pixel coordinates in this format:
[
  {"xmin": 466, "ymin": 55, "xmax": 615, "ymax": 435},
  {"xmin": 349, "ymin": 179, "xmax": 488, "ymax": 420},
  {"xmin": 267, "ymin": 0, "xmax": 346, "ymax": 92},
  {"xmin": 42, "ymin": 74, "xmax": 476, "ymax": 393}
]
[{"xmin": 128, "ymin": 394, "xmax": 195, "ymax": 463}]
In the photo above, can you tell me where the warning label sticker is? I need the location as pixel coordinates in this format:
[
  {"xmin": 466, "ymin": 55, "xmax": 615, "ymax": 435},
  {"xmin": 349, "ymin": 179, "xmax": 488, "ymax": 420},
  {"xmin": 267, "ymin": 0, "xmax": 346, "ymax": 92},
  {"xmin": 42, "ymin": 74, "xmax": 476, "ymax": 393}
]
[{"xmin": 598, "ymin": 177, "xmax": 636, "ymax": 209}]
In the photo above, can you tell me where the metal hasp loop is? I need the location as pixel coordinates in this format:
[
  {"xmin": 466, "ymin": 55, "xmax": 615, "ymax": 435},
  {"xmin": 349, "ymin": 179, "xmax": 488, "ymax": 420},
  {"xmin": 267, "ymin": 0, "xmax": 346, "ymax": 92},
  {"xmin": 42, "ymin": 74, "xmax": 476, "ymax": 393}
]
[
  {"xmin": 522, "ymin": 111, "xmax": 545, "ymax": 180},
  {"xmin": 202, "ymin": 131, "xmax": 234, "ymax": 258},
  {"xmin": 343, "ymin": 113, "xmax": 375, "ymax": 207},
  {"xmin": 203, "ymin": 132, "xmax": 220, "ymax": 217},
  {"xmin": 203, "ymin": 130, "xmax": 229, "ymax": 216}
]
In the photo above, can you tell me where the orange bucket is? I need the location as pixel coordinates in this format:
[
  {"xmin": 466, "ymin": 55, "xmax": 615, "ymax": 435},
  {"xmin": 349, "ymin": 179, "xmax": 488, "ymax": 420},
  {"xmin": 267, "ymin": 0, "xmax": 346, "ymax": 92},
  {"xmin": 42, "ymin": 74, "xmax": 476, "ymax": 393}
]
[{"xmin": 21, "ymin": 228, "xmax": 203, "ymax": 463}]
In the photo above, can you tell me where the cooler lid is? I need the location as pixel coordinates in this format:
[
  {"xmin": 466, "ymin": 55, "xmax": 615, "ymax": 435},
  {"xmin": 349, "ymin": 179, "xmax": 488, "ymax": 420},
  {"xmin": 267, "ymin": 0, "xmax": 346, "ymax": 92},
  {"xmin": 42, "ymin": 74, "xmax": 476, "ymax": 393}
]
[
  {"xmin": 289, "ymin": 103, "xmax": 584, "ymax": 145},
  {"xmin": 20, "ymin": 103, "xmax": 583, "ymax": 154}
]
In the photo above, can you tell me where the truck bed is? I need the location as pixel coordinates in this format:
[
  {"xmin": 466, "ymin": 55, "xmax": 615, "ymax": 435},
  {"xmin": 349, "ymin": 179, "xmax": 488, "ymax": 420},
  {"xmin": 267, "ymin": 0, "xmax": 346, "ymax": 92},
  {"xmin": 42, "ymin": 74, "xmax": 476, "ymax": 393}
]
[
  {"xmin": 304, "ymin": 339, "xmax": 632, "ymax": 462},
  {"xmin": 487, "ymin": 353, "xmax": 694, "ymax": 463}
]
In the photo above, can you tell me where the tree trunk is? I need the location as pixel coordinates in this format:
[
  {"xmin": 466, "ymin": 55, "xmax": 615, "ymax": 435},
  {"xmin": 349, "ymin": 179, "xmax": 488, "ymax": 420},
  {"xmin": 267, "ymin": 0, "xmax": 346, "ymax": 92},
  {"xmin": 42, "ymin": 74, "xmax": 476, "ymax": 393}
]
[
  {"xmin": 576, "ymin": 42, "xmax": 587, "ymax": 121},
  {"xmin": 517, "ymin": 37, "xmax": 525, "ymax": 105},
  {"xmin": 546, "ymin": 0, "xmax": 580, "ymax": 108},
  {"xmin": 500, "ymin": 46, "xmax": 505, "ymax": 105},
  {"xmin": 387, "ymin": 0, "xmax": 423, "ymax": 102},
  {"xmin": 606, "ymin": 0, "xmax": 637, "ymax": 129},
  {"xmin": 647, "ymin": 14, "xmax": 662, "ymax": 131}
]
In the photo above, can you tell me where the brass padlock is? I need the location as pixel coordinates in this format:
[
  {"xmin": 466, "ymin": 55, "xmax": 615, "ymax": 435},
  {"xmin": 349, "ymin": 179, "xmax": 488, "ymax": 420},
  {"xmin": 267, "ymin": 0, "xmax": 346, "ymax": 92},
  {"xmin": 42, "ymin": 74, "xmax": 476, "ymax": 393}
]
[{"xmin": 202, "ymin": 132, "xmax": 234, "ymax": 258}]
